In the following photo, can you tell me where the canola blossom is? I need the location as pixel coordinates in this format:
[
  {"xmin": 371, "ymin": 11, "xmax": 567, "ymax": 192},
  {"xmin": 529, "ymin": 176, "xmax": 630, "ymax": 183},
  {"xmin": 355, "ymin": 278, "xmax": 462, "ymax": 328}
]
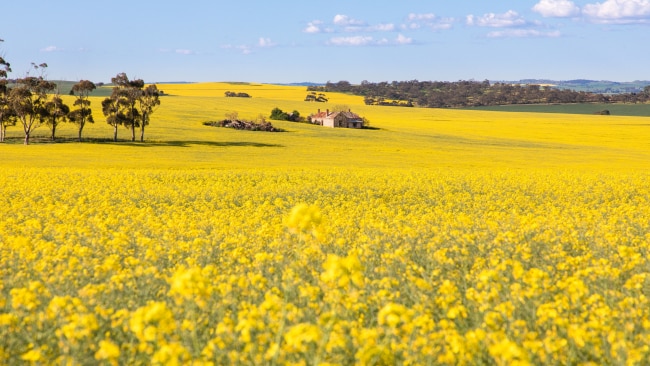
[
  {"xmin": 1, "ymin": 168, "xmax": 650, "ymax": 365},
  {"xmin": 1, "ymin": 83, "xmax": 650, "ymax": 364}
]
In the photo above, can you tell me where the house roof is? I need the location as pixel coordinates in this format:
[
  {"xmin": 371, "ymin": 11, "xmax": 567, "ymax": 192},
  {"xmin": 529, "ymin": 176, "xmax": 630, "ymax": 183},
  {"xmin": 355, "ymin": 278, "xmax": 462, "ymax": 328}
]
[
  {"xmin": 311, "ymin": 110, "xmax": 362, "ymax": 120},
  {"xmin": 338, "ymin": 111, "xmax": 362, "ymax": 120}
]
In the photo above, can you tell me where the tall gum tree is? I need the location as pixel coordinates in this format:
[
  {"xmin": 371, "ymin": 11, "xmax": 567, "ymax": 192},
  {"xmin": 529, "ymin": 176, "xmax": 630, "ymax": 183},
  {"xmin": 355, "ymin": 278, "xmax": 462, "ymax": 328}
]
[
  {"xmin": 42, "ymin": 94, "xmax": 70, "ymax": 141},
  {"xmin": 69, "ymin": 80, "xmax": 96, "ymax": 142},
  {"xmin": 103, "ymin": 73, "xmax": 161, "ymax": 142},
  {"xmin": 102, "ymin": 95, "xmax": 122, "ymax": 142},
  {"xmin": 9, "ymin": 64, "xmax": 56, "ymax": 145},
  {"xmin": 137, "ymin": 84, "xmax": 160, "ymax": 142},
  {"xmin": 0, "ymin": 39, "xmax": 13, "ymax": 142},
  {"xmin": 111, "ymin": 73, "xmax": 143, "ymax": 142}
]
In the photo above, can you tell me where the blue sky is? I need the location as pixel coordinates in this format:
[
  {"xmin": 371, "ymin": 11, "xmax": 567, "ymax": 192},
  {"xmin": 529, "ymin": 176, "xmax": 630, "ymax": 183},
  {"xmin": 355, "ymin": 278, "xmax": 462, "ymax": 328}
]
[{"xmin": 1, "ymin": 0, "xmax": 649, "ymax": 83}]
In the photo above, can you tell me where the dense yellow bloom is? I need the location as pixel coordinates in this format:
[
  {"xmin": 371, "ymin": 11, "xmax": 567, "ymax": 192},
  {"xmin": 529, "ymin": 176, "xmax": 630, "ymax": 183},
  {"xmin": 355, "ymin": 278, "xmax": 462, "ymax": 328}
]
[
  {"xmin": 321, "ymin": 253, "xmax": 364, "ymax": 288},
  {"xmin": 1, "ymin": 82, "xmax": 650, "ymax": 364},
  {"xmin": 283, "ymin": 323, "xmax": 322, "ymax": 353},
  {"xmin": 285, "ymin": 203, "xmax": 323, "ymax": 236},
  {"xmin": 95, "ymin": 340, "xmax": 120, "ymax": 361}
]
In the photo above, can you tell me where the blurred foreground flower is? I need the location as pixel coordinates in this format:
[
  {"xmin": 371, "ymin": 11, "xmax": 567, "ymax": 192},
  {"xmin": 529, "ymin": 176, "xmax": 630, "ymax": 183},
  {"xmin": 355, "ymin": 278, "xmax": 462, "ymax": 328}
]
[{"xmin": 284, "ymin": 203, "xmax": 323, "ymax": 236}]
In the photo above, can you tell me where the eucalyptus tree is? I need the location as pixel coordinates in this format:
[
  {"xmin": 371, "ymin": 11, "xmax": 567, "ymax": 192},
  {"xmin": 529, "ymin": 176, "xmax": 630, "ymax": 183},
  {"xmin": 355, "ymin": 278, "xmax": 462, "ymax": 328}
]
[
  {"xmin": 103, "ymin": 73, "xmax": 161, "ymax": 142},
  {"xmin": 9, "ymin": 64, "xmax": 56, "ymax": 144},
  {"xmin": 0, "ymin": 39, "xmax": 13, "ymax": 142},
  {"xmin": 42, "ymin": 94, "xmax": 70, "ymax": 141},
  {"xmin": 101, "ymin": 94, "xmax": 123, "ymax": 142},
  {"xmin": 137, "ymin": 84, "xmax": 160, "ymax": 142},
  {"xmin": 111, "ymin": 73, "xmax": 143, "ymax": 142},
  {"xmin": 68, "ymin": 80, "xmax": 96, "ymax": 141}
]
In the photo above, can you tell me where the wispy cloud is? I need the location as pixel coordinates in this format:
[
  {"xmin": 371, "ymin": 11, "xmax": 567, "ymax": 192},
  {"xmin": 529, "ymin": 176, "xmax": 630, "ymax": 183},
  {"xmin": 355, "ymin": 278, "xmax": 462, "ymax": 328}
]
[
  {"xmin": 258, "ymin": 37, "xmax": 277, "ymax": 48},
  {"xmin": 222, "ymin": 44, "xmax": 252, "ymax": 55},
  {"xmin": 466, "ymin": 10, "xmax": 537, "ymax": 28},
  {"xmin": 159, "ymin": 48, "xmax": 197, "ymax": 55},
  {"xmin": 327, "ymin": 34, "xmax": 414, "ymax": 46},
  {"xmin": 487, "ymin": 29, "xmax": 562, "ymax": 38},
  {"xmin": 333, "ymin": 14, "xmax": 365, "ymax": 27},
  {"xmin": 533, "ymin": 0, "xmax": 581, "ymax": 17},
  {"xmin": 369, "ymin": 23, "xmax": 396, "ymax": 32},
  {"xmin": 41, "ymin": 45, "xmax": 64, "ymax": 52},
  {"xmin": 467, "ymin": 9, "xmax": 561, "ymax": 38},
  {"xmin": 304, "ymin": 20, "xmax": 330, "ymax": 33},
  {"xmin": 403, "ymin": 13, "xmax": 455, "ymax": 30},
  {"xmin": 327, "ymin": 36, "xmax": 374, "ymax": 46},
  {"xmin": 395, "ymin": 34, "xmax": 413, "ymax": 44},
  {"xmin": 222, "ymin": 36, "xmax": 276, "ymax": 55},
  {"xmin": 305, "ymin": 14, "xmax": 397, "ymax": 34}
]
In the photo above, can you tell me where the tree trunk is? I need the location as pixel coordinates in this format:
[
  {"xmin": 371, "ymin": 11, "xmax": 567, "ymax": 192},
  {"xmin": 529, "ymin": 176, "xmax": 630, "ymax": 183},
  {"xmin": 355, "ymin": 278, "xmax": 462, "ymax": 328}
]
[
  {"xmin": 51, "ymin": 125, "xmax": 56, "ymax": 141},
  {"xmin": 78, "ymin": 125, "xmax": 83, "ymax": 142},
  {"xmin": 24, "ymin": 133, "xmax": 30, "ymax": 145},
  {"xmin": 0, "ymin": 125, "xmax": 5, "ymax": 142},
  {"xmin": 113, "ymin": 125, "xmax": 118, "ymax": 142},
  {"xmin": 131, "ymin": 124, "xmax": 135, "ymax": 142},
  {"xmin": 140, "ymin": 124, "xmax": 145, "ymax": 142}
]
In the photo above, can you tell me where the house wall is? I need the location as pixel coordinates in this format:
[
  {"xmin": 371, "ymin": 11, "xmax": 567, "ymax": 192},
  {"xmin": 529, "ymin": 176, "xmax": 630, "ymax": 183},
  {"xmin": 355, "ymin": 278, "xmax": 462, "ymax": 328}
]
[{"xmin": 322, "ymin": 117, "xmax": 335, "ymax": 128}]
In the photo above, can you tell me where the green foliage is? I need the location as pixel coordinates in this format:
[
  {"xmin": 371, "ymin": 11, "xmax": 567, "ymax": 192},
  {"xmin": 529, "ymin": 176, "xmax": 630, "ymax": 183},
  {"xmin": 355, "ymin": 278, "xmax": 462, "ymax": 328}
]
[
  {"xmin": 102, "ymin": 73, "xmax": 161, "ymax": 142},
  {"xmin": 224, "ymin": 91, "xmax": 251, "ymax": 98},
  {"xmin": 304, "ymin": 91, "xmax": 328, "ymax": 102},
  {"xmin": 270, "ymin": 107, "xmax": 301, "ymax": 122},
  {"xmin": 69, "ymin": 80, "xmax": 97, "ymax": 141}
]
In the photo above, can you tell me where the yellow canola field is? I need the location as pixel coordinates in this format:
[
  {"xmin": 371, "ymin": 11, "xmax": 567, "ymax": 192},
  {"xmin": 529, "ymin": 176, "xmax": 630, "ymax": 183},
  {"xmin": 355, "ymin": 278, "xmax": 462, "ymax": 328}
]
[{"xmin": 2, "ymin": 83, "xmax": 650, "ymax": 365}]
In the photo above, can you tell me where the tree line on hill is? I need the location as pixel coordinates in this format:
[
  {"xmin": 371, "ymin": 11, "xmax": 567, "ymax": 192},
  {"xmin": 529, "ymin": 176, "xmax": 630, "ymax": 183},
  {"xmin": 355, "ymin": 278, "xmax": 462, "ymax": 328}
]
[
  {"xmin": 0, "ymin": 40, "xmax": 161, "ymax": 145},
  {"xmin": 309, "ymin": 80, "xmax": 650, "ymax": 108}
]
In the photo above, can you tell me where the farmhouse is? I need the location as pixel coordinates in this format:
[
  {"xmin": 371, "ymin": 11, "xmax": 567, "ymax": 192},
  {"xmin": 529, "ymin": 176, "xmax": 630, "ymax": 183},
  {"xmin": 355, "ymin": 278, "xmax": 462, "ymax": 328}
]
[{"xmin": 310, "ymin": 109, "xmax": 364, "ymax": 128}]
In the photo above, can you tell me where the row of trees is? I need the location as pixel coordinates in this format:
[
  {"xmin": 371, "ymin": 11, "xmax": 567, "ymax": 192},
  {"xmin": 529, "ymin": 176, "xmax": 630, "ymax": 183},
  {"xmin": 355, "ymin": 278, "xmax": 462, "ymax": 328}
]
[
  {"xmin": 0, "ymin": 61, "xmax": 95, "ymax": 144},
  {"xmin": 0, "ymin": 40, "xmax": 161, "ymax": 144},
  {"xmin": 310, "ymin": 80, "xmax": 650, "ymax": 108},
  {"xmin": 102, "ymin": 73, "xmax": 161, "ymax": 142}
]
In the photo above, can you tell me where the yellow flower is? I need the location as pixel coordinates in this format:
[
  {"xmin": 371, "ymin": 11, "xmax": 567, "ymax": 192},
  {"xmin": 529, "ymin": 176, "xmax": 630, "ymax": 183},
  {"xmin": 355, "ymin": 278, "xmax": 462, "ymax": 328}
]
[
  {"xmin": 21, "ymin": 349, "xmax": 41, "ymax": 362},
  {"xmin": 378, "ymin": 303, "xmax": 410, "ymax": 328},
  {"xmin": 95, "ymin": 340, "xmax": 121, "ymax": 360},
  {"xmin": 283, "ymin": 323, "xmax": 322, "ymax": 353},
  {"xmin": 284, "ymin": 204, "xmax": 323, "ymax": 235},
  {"xmin": 321, "ymin": 253, "xmax": 364, "ymax": 288}
]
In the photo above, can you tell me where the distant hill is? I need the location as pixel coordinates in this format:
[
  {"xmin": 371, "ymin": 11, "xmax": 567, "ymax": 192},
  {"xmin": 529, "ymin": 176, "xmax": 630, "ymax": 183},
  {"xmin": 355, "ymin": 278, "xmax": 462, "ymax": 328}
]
[{"xmin": 500, "ymin": 79, "xmax": 650, "ymax": 94}]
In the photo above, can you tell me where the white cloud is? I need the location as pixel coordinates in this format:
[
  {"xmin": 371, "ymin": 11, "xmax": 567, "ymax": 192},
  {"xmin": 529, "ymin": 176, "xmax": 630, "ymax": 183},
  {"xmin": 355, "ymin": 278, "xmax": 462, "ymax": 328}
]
[
  {"xmin": 41, "ymin": 45, "xmax": 63, "ymax": 52},
  {"xmin": 237, "ymin": 45, "xmax": 252, "ymax": 54},
  {"xmin": 466, "ymin": 10, "xmax": 528, "ymax": 27},
  {"xmin": 306, "ymin": 15, "xmax": 396, "ymax": 34},
  {"xmin": 370, "ymin": 23, "xmax": 396, "ymax": 32},
  {"xmin": 583, "ymin": 0, "xmax": 650, "ymax": 23},
  {"xmin": 333, "ymin": 14, "xmax": 365, "ymax": 26},
  {"xmin": 221, "ymin": 44, "xmax": 252, "ymax": 54},
  {"xmin": 304, "ymin": 20, "xmax": 323, "ymax": 33},
  {"xmin": 395, "ymin": 34, "xmax": 413, "ymax": 44},
  {"xmin": 327, "ymin": 36, "xmax": 374, "ymax": 46},
  {"xmin": 258, "ymin": 37, "xmax": 276, "ymax": 48},
  {"xmin": 175, "ymin": 49, "xmax": 194, "ymax": 55},
  {"xmin": 326, "ymin": 34, "xmax": 415, "ymax": 47},
  {"xmin": 404, "ymin": 13, "xmax": 455, "ymax": 31},
  {"xmin": 408, "ymin": 13, "xmax": 436, "ymax": 21},
  {"xmin": 487, "ymin": 29, "xmax": 562, "ymax": 38},
  {"xmin": 533, "ymin": 0, "xmax": 581, "ymax": 17}
]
